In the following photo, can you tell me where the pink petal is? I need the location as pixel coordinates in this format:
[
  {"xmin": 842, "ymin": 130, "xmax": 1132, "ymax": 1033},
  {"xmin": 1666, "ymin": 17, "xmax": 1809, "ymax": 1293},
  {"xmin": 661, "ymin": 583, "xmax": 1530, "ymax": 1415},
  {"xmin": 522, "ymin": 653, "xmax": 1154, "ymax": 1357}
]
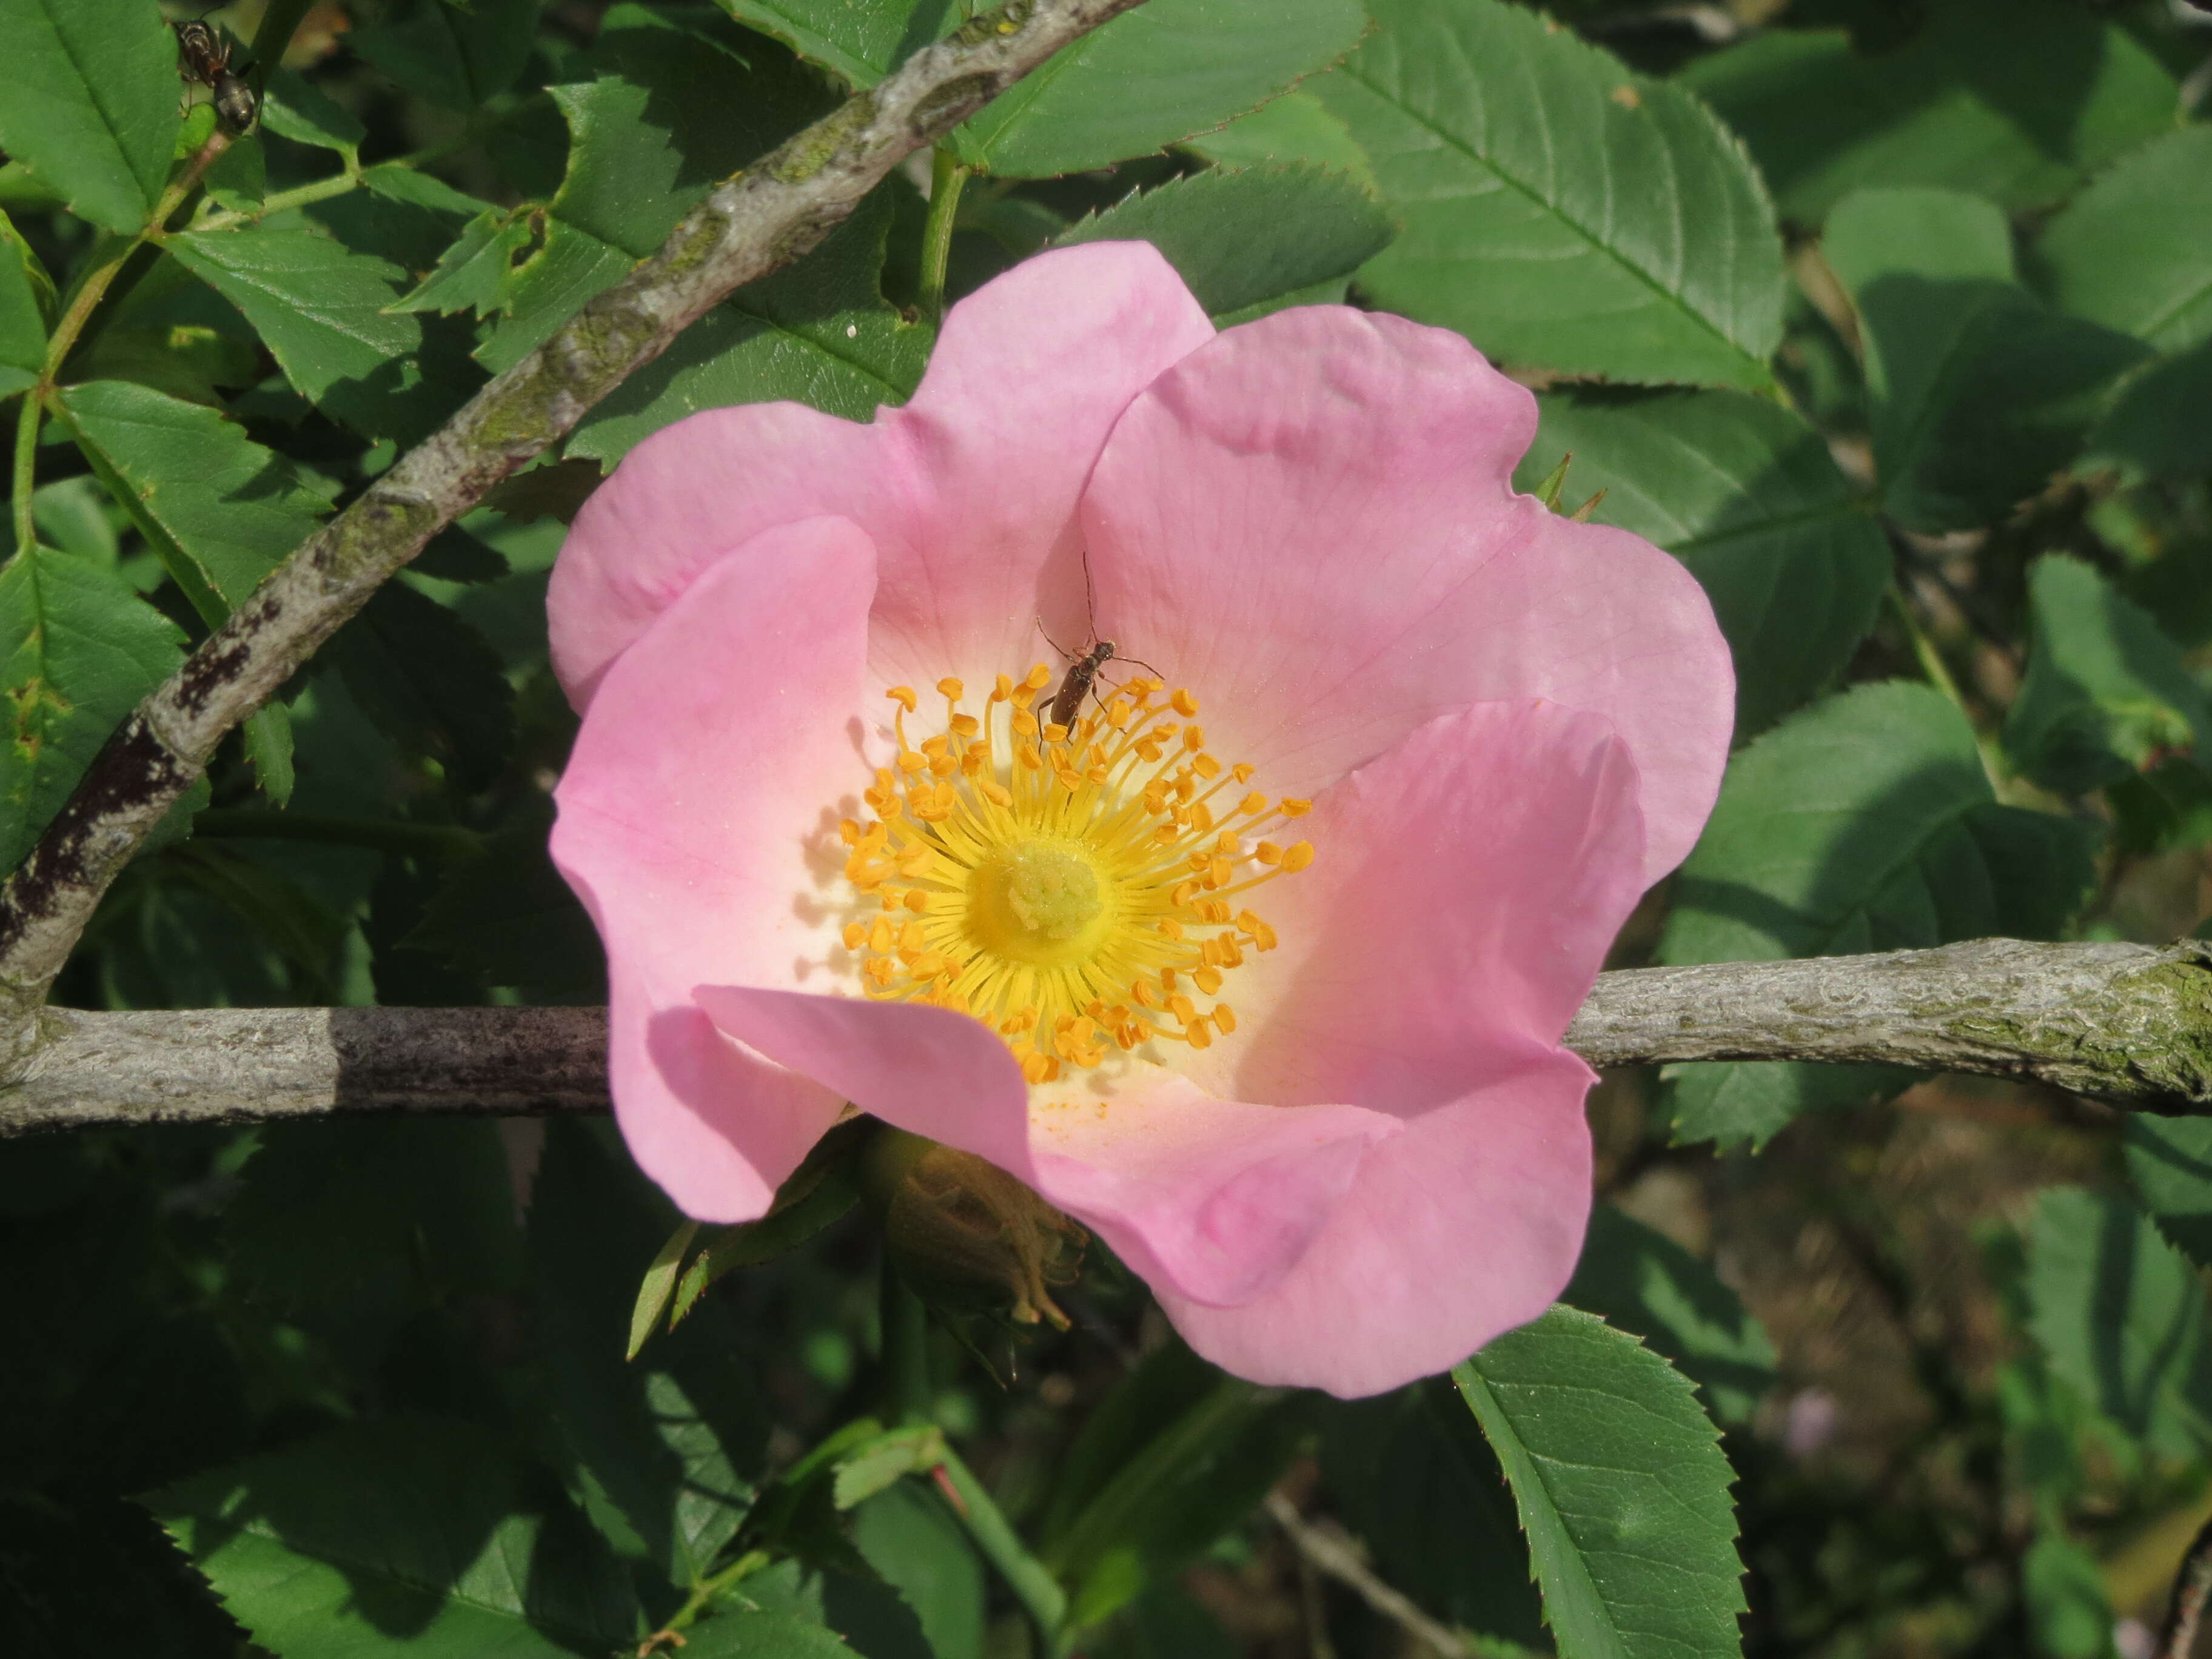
[
  {"xmin": 1157, "ymin": 1051, "xmax": 1597, "ymax": 1398},
  {"xmin": 1080, "ymin": 304, "xmax": 1733, "ymax": 883},
  {"xmin": 1208, "ymin": 701, "xmax": 1646, "ymax": 1112},
  {"xmin": 550, "ymin": 517, "xmax": 879, "ymax": 1220},
  {"xmin": 549, "ymin": 242, "xmax": 1214, "ymax": 709},
  {"xmin": 692, "ymin": 985, "xmax": 1401, "ymax": 1308}
]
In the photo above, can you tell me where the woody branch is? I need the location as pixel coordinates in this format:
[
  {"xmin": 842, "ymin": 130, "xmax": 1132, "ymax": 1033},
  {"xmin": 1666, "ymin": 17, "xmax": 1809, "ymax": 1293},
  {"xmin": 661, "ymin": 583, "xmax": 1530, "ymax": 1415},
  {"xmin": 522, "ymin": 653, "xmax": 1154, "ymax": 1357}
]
[{"xmin": 5, "ymin": 938, "xmax": 2207, "ymax": 1136}]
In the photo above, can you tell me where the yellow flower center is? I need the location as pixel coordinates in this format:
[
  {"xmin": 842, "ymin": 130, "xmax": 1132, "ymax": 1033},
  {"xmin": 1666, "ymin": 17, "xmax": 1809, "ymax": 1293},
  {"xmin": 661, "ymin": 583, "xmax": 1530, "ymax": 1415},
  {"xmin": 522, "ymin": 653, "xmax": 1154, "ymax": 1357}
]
[{"xmin": 837, "ymin": 665, "xmax": 1313, "ymax": 1087}]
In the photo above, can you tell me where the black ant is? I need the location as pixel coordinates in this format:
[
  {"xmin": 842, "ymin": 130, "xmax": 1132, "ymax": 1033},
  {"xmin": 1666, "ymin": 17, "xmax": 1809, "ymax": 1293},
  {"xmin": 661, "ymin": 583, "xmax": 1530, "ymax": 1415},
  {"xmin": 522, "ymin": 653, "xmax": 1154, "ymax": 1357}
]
[
  {"xmin": 173, "ymin": 13, "xmax": 258, "ymax": 136},
  {"xmin": 1037, "ymin": 549, "xmax": 1161, "ymax": 729}
]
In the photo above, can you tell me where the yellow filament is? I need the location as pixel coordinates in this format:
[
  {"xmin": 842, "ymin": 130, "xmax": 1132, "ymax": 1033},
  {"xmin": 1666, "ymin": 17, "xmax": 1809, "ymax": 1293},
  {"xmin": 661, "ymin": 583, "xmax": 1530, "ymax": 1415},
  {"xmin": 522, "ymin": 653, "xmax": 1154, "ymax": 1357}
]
[{"xmin": 836, "ymin": 662, "xmax": 1311, "ymax": 1082}]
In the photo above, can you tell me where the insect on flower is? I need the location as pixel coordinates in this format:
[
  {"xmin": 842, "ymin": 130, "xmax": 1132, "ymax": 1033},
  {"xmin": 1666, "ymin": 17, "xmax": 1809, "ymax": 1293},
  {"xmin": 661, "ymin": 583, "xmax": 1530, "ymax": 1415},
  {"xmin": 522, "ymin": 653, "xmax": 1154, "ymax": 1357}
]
[
  {"xmin": 173, "ymin": 15, "xmax": 259, "ymax": 136},
  {"xmin": 1037, "ymin": 551, "xmax": 1162, "ymax": 729}
]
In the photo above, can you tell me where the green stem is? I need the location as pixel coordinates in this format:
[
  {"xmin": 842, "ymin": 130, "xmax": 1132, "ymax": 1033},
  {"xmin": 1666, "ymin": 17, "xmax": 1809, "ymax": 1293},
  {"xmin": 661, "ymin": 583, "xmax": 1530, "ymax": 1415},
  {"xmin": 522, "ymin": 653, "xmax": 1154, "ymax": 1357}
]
[
  {"xmin": 10, "ymin": 392, "xmax": 38, "ymax": 557},
  {"xmin": 658, "ymin": 1547, "xmax": 770, "ymax": 1637},
  {"xmin": 188, "ymin": 168, "xmax": 364, "ymax": 233},
  {"xmin": 1887, "ymin": 581, "xmax": 1969, "ymax": 712},
  {"xmin": 189, "ymin": 102, "xmax": 536, "ymax": 235},
  {"xmin": 879, "ymin": 1253, "xmax": 933, "ymax": 1426},
  {"xmin": 29, "ymin": 129, "xmax": 232, "ymax": 415},
  {"xmin": 193, "ymin": 808, "xmax": 483, "ymax": 861},
  {"xmin": 916, "ymin": 146, "xmax": 970, "ymax": 325},
  {"xmin": 936, "ymin": 1446, "xmax": 1071, "ymax": 1655}
]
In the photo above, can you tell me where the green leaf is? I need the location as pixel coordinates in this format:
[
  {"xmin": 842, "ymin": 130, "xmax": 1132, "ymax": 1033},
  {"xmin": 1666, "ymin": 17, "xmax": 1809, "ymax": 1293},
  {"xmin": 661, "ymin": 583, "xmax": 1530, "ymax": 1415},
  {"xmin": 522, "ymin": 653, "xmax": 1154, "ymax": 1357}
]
[
  {"xmin": 203, "ymin": 133, "xmax": 266, "ymax": 213},
  {"xmin": 1051, "ymin": 164, "xmax": 1393, "ymax": 324},
  {"xmin": 150, "ymin": 1416, "xmax": 643, "ymax": 1656},
  {"xmin": 669, "ymin": 1123, "xmax": 870, "ymax": 1331},
  {"xmin": 1184, "ymin": 89, "xmax": 1376, "ymax": 190},
  {"xmin": 1513, "ymin": 387, "xmax": 1888, "ymax": 737},
  {"xmin": 259, "ymin": 69, "xmax": 365, "ymax": 163},
  {"xmin": 243, "ymin": 705, "xmax": 295, "ymax": 808},
  {"xmin": 72, "ymin": 321, "xmax": 260, "ymax": 407},
  {"xmin": 1823, "ymin": 187, "xmax": 2148, "ymax": 533},
  {"xmin": 680, "ymin": 1609, "xmax": 864, "ymax": 1658},
  {"xmin": 474, "ymin": 7, "xmax": 835, "ymax": 374},
  {"xmin": 0, "ymin": 545, "xmax": 184, "ymax": 871},
  {"xmin": 57, "ymin": 379, "xmax": 331, "ymax": 615},
  {"xmin": 830, "ymin": 1425, "xmax": 945, "ymax": 1511},
  {"xmin": 2025, "ymin": 1185, "xmax": 2212, "ymax": 1459},
  {"xmin": 0, "ymin": 0, "xmax": 181, "ymax": 233},
  {"xmin": 392, "ymin": 206, "xmax": 540, "ymax": 317},
  {"xmin": 1038, "ymin": 1342, "xmax": 1304, "ymax": 1629},
  {"xmin": 28, "ymin": 477, "xmax": 120, "ymax": 564},
  {"xmin": 2126, "ymin": 1115, "xmax": 2212, "ymax": 1273},
  {"xmin": 473, "ymin": 219, "xmax": 634, "ymax": 375},
  {"xmin": 2034, "ymin": 127, "xmax": 2212, "ymax": 357},
  {"xmin": 2005, "ymin": 555, "xmax": 2210, "ymax": 796},
  {"xmin": 548, "ymin": 13, "xmax": 829, "ymax": 261},
  {"xmin": 530, "ymin": 1121, "xmax": 771, "ymax": 1590},
  {"xmin": 2022, "ymin": 1530, "xmax": 2117, "ymax": 1659},
  {"xmin": 628, "ymin": 1218, "xmax": 700, "ymax": 1361},
  {"xmin": 166, "ymin": 227, "xmax": 425, "ymax": 435},
  {"xmin": 1658, "ymin": 682, "xmax": 2097, "ymax": 1147},
  {"xmin": 1564, "ymin": 1205, "xmax": 1777, "ymax": 1427},
  {"xmin": 1309, "ymin": 0, "xmax": 1785, "ymax": 389},
  {"xmin": 711, "ymin": 0, "xmax": 956, "ymax": 87},
  {"xmin": 852, "ymin": 1481, "xmax": 984, "ymax": 1659},
  {"xmin": 0, "ymin": 208, "xmax": 50, "ymax": 393},
  {"xmin": 1314, "ymin": 1379, "xmax": 1546, "ymax": 1647},
  {"xmin": 350, "ymin": 0, "xmax": 541, "ymax": 111},
  {"xmin": 325, "ymin": 581, "xmax": 515, "ymax": 792},
  {"xmin": 954, "ymin": 0, "xmax": 1368, "ymax": 179},
  {"xmin": 225, "ymin": 1118, "xmax": 526, "ymax": 1312},
  {"xmin": 569, "ymin": 186, "xmax": 928, "ymax": 465},
  {"xmin": 1678, "ymin": 0, "xmax": 2179, "ymax": 224},
  {"xmin": 2089, "ymin": 339, "xmax": 2212, "ymax": 484},
  {"xmin": 733, "ymin": 1558, "xmax": 934, "ymax": 1659},
  {"xmin": 1453, "ymin": 1306, "xmax": 1746, "ymax": 1659},
  {"xmin": 407, "ymin": 794, "xmax": 606, "ymax": 997}
]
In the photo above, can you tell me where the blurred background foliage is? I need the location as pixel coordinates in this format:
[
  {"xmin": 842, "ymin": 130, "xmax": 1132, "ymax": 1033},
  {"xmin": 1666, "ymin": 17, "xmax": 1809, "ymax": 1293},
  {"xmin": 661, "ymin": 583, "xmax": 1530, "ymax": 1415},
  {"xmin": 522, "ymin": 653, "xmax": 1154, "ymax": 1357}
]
[{"xmin": 1, "ymin": 0, "xmax": 2210, "ymax": 1655}]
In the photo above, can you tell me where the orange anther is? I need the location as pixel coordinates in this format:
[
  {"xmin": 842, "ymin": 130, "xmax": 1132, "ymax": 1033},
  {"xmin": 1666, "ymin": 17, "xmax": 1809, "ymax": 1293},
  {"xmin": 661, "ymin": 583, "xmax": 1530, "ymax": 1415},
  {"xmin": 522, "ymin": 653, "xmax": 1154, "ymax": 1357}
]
[
  {"xmin": 886, "ymin": 685, "xmax": 917, "ymax": 712},
  {"xmin": 937, "ymin": 677, "xmax": 964, "ymax": 700}
]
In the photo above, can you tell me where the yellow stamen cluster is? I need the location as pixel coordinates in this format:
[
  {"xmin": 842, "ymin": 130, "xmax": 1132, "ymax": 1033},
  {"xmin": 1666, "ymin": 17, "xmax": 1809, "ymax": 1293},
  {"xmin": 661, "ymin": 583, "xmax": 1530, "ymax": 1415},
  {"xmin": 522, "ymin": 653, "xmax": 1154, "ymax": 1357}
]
[{"xmin": 837, "ymin": 667, "xmax": 1313, "ymax": 1085}]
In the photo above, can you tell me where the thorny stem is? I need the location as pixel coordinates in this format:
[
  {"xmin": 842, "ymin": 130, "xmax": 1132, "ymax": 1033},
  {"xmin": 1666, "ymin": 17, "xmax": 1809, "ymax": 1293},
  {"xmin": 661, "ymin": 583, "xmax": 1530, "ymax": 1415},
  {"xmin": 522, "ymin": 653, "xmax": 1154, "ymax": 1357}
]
[
  {"xmin": 935, "ymin": 1445, "xmax": 1072, "ymax": 1655},
  {"xmin": 917, "ymin": 145, "xmax": 971, "ymax": 324}
]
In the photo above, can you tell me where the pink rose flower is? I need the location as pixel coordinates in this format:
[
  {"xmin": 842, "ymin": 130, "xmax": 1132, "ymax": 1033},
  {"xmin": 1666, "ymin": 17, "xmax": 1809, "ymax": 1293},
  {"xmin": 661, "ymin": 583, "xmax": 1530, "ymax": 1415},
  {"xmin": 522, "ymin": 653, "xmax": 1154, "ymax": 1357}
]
[{"xmin": 547, "ymin": 243, "xmax": 1733, "ymax": 1397}]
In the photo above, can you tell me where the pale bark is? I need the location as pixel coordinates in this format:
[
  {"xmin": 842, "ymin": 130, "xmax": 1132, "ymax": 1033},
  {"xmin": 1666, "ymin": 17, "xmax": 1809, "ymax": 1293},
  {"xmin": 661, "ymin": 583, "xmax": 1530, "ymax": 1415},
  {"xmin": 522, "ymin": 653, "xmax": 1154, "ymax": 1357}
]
[{"xmin": 8, "ymin": 939, "xmax": 2208, "ymax": 1136}]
